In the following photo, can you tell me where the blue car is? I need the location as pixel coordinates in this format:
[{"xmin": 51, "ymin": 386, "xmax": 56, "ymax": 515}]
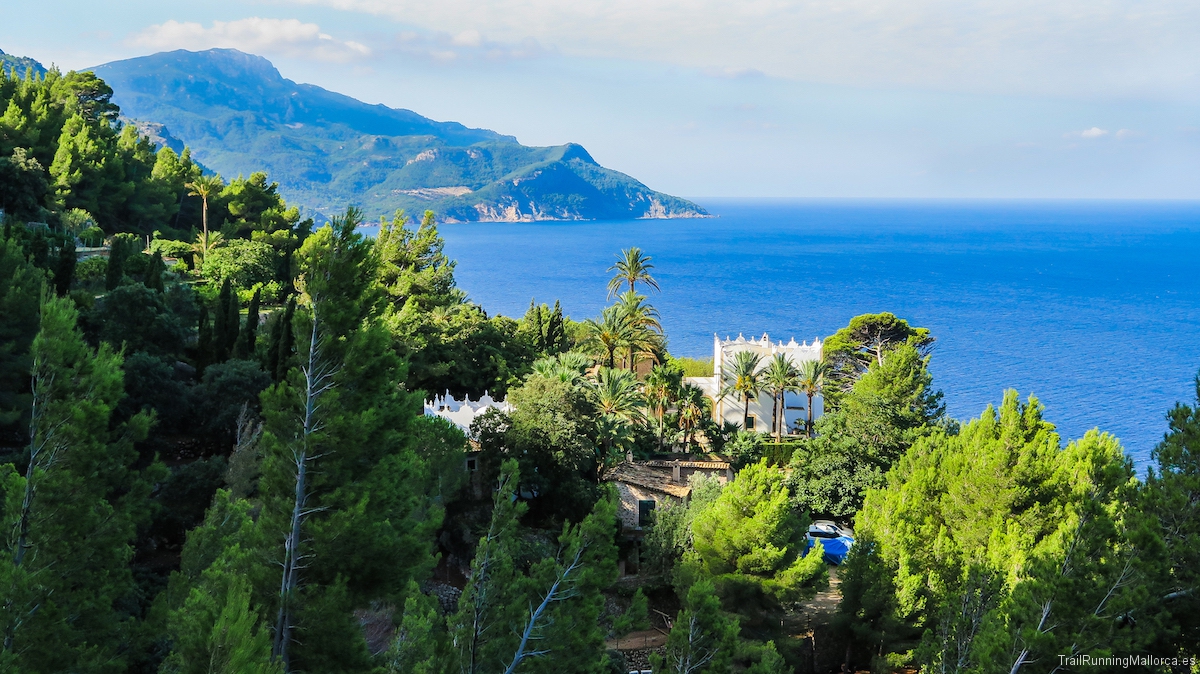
[{"xmin": 806, "ymin": 520, "xmax": 855, "ymax": 564}]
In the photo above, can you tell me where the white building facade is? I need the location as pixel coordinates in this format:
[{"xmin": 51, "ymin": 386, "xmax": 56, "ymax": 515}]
[
  {"xmin": 685, "ymin": 333, "xmax": 824, "ymax": 435},
  {"xmin": 423, "ymin": 391, "xmax": 512, "ymax": 434}
]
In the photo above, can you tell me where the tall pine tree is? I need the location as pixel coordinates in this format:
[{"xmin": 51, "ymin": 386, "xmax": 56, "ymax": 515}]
[{"xmin": 0, "ymin": 290, "xmax": 164, "ymax": 672}]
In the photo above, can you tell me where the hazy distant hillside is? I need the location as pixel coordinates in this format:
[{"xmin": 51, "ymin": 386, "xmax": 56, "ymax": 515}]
[
  {"xmin": 0, "ymin": 48, "xmax": 45, "ymax": 78},
  {"xmin": 90, "ymin": 49, "xmax": 706, "ymax": 222}
]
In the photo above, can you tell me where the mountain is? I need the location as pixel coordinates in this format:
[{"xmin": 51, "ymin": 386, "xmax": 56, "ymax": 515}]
[
  {"xmin": 0, "ymin": 48, "xmax": 46, "ymax": 79},
  {"xmin": 89, "ymin": 49, "xmax": 707, "ymax": 222}
]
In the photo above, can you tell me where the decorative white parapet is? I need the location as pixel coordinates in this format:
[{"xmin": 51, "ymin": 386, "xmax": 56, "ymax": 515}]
[
  {"xmin": 424, "ymin": 390, "xmax": 513, "ymax": 433},
  {"xmin": 685, "ymin": 331, "xmax": 826, "ymax": 436}
]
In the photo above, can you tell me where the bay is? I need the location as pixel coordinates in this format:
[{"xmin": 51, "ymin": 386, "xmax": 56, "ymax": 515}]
[{"xmin": 373, "ymin": 199, "xmax": 1200, "ymax": 467}]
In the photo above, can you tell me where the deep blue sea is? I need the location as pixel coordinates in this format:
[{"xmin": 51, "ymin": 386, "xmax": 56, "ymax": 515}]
[{"xmin": 384, "ymin": 199, "xmax": 1200, "ymax": 468}]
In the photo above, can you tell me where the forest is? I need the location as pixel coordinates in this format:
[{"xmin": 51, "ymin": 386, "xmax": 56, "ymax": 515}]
[{"xmin": 0, "ymin": 65, "xmax": 1198, "ymax": 673}]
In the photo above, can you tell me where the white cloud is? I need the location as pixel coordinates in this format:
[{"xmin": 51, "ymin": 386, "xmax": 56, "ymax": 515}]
[
  {"xmin": 388, "ymin": 29, "xmax": 549, "ymax": 62},
  {"xmin": 130, "ymin": 18, "xmax": 370, "ymax": 63},
  {"xmin": 1080, "ymin": 127, "xmax": 1109, "ymax": 138},
  {"xmin": 451, "ymin": 30, "xmax": 482, "ymax": 47},
  {"xmin": 285, "ymin": 0, "xmax": 1200, "ymax": 99}
]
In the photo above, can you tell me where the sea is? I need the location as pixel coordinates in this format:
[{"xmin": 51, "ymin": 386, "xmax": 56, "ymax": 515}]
[{"xmin": 373, "ymin": 199, "xmax": 1200, "ymax": 469}]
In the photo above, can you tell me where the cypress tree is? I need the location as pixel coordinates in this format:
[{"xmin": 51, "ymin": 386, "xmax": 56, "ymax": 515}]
[
  {"xmin": 235, "ymin": 287, "xmax": 260, "ymax": 359},
  {"xmin": 105, "ymin": 237, "xmax": 125, "ymax": 291},
  {"xmin": 144, "ymin": 250, "xmax": 164, "ymax": 292},
  {"xmin": 548, "ymin": 300, "xmax": 565, "ymax": 353},
  {"xmin": 264, "ymin": 312, "xmax": 283, "ymax": 381},
  {"xmin": 225, "ymin": 287, "xmax": 241, "ymax": 357},
  {"xmin": 214, "ymin": 279, "xmax": 232, "ymax": 361},
  {"xmin": 197, "ymin": 304, "xmax": 212, "ymax": 370},
  {"xmin": 274, "ymin": 298, "xmax": 295, "ymax": 381},
  {"xmin": 53, "ymin": 238, "xmax": 75, "ymax": 296}
]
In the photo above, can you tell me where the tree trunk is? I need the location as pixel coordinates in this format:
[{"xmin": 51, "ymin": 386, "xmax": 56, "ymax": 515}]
[
  {"xmin": 12, "ymin": 367, "xmax": 47, "ymax": 569},
  {"xmin": 806, "ymin": 391, "xmax": 815, "ymax": 437},
  {"xmin": 743, "ymin": 396, "xmax": 750, "ymax": 430},
  {"xmin": 272, "ymin": 314, "xmax": 332, "ymax": 670},
  {"xmin": 503, "ymin": 546, "xmax": 586, "ymax": 674}
]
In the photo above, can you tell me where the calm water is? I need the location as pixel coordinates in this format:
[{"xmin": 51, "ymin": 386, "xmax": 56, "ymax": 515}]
[{"xmin": 385, "ymin": 200, "xmax": 1200, "ymax": 467}]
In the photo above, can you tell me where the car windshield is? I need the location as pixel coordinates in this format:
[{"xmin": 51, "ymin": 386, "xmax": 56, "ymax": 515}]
[{"xmin": 809, "ymin": 531, "xmax": 838, "ymax": 538}]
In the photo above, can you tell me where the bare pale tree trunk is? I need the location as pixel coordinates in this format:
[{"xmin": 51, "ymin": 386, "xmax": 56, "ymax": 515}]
[
  {"xmin": 5, "ymin": 360, "xmax": 58, "ymax": 653},
  {"xmin": 503, "ymin": 546, "xmax": 587, "ymax": 674},
  {"xmin": 13, "ymin": 365, "xmax": 52, "ymax": 569},
  {"xmin": 272, "ymin": 313, "xmax": 334, "ymax": 670}
]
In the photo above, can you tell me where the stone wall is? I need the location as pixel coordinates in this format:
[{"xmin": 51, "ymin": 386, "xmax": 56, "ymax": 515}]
[{"xmin": 615, "ymin": 481, "xmax": 680, "ymax": 531}]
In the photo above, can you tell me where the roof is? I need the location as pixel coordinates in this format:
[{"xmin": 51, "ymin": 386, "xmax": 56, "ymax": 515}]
[
  {"xmin": 643, "ymin": 459, "xmax": 730, "ymax": 470},
  {"xmin": 604, "ymin": 462, "xmax": 692, "ymax": 499}
]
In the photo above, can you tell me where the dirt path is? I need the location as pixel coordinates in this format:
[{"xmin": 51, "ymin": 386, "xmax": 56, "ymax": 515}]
[{"xmin": 605, "ymin": 628, "xmax": 668, "ymax": 651}]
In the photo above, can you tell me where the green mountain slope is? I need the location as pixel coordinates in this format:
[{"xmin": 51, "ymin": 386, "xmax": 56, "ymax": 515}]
[
  {"xmin": 0, "ymin": 48, "xmax": 46, "ymax": 79},
  {"xmin": 89, "ymin": 49, "xmax": 707, "ymax": 222}
]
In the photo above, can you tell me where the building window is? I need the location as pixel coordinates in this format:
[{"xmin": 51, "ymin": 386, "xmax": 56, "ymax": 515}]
[
  {"xmin": 466, "ymin": 458, "xmax": 477, "ymax": 471},
  {"xmin": 638, "ymin": 500, "xmax": 656, "ymax": 527},
  {"xmin": 744, "ymin": 415, "xmax": 756, "ymax": 430}
]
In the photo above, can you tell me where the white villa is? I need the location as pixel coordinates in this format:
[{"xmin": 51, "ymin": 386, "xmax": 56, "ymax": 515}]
[
  {"xmin": 423, "ymin": 391, "xmax": 512, "ymax": 434},
  {"xmin": 685, "ymin": 333, "xmax": 824, "ymax": 435}
]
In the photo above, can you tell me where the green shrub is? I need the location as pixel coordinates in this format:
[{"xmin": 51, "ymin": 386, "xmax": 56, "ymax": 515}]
[
  {"xmin": 79, "ymin": 226, "xmax": 104, "ymax": 247},
  {"xmin": 670, "ymin": 356, "xmax": 713, "ymax": 377},
  {"xmin": 74, "ymin": 256, "xmax": 108, "ymax": 288},
  {"xmin": 201, "ymin": 239, "xmax": 275, "ymax": 287},
  {"xmin": 149, "ymin": 236, "xmax": 193, "ymax": 260}
]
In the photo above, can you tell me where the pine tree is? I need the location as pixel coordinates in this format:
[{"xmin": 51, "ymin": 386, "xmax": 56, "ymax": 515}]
[
  {"xmin": 450, "ymin": 460, "xmax": 527, "ymax": 674},
  {"xmin": 166, "ymin": 209, "xmax": 442, "ymax": 673},
  {"xmin": 650, "ymin": 579, "xmax": 740, "ymax": 674},
  {"xmin": 0, "ymin": 291, "xmax": 163, "ymax": 671},
  {"xmin": 161, "ymin": 491, "xmax": 277, "ymax": 674},
  {"xmin": 384, "ymin": 581, "xmax": 442, "ymax": 674},
  {"xmin": 0, "ymin": 236, "xmax": 43, "ymax": 428}
]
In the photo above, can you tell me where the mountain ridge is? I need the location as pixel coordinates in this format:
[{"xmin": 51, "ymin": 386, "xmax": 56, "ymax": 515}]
[{"xmin": 89, "ymin": 49, "xmax": 707, "ymax": 222}]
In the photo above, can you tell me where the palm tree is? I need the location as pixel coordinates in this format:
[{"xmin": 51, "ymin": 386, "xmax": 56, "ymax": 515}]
[
  {"xmin": 796, "ymin": 359, "xmax": 830, "ymax": 437},
  {"xmin": 531, "ymin": 351, "xmax": 594, "ymax": 383},
  {"xmin": 186, "ymin": 174, "xmax": 223, "ymax": 241},
  {"xmin": 644, "ymin": 364, "xmax": 683, "ymax": 452},
  {"xmin": 590, "ymin": 367, "xmax": 646, "ymax": 424},
  {"xmin": 583, "ymin": 306, "xmax": 633, "ymax": 368},
  {"xmin": 607, "ymin": 247, "xmax": 660, "ymax": 298},
  {"xmin": 614, "ymin": 290, "xmax": 663, "ymax": 372},
  {"xmin": 191, "ymin": 230, "xmax": 225, "ymax": 269},
  {"xmin": 762, "ymin": 353, "xmax": 799, "ymax": 439},
  {"xmin": 590, "ymin": 367, "xmax": 646, "ymax": 474},
  {"xmin": 677, "ymin": 384, "xmax": 708, "ymax": 453},
  {"xmin": 718, "ymin": 350, "xmax": 763, "ymax": 431}
]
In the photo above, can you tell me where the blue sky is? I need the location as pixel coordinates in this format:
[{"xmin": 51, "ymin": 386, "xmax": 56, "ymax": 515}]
[{"xmin": 4, "ymin": 0, "xmax": 1199, "ymax": 198}]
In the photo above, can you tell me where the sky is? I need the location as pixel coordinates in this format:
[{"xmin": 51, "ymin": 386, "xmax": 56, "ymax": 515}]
[{"xmin": 3, "ymin": 0, "xmax": 1199, "ymax": 198}]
